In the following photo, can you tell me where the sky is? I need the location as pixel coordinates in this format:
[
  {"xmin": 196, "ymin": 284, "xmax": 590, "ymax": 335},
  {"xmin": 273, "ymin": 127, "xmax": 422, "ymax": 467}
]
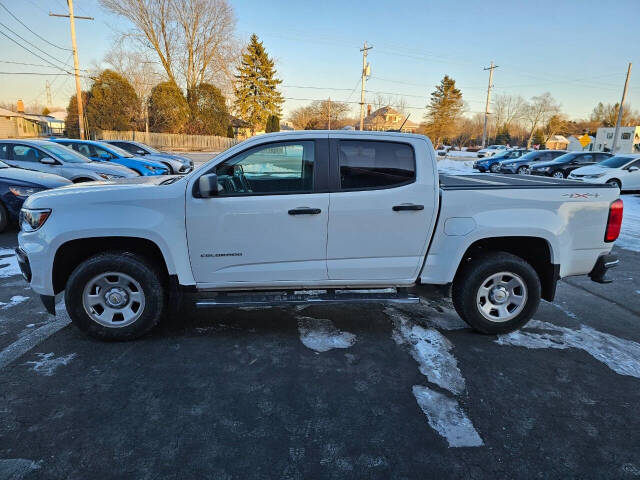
[{"xmin": 0, "ymin": 0, "xmax": 638, "ymax": 122}]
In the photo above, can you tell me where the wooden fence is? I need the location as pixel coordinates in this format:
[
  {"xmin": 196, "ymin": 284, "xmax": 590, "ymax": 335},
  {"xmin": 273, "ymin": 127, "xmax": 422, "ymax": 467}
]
[{"xmin": 99, "ymin": 130, "xmax": 239, "ymax": 152}]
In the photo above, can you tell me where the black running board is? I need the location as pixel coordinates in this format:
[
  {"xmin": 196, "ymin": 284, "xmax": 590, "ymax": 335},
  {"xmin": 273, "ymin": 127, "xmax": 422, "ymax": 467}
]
[{"xmin": 195, "ymin": 288, "xmax": 420, "ymax": 308}]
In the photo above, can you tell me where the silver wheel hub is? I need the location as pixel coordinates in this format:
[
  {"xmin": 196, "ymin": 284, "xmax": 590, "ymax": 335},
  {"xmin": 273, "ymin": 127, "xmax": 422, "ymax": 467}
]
[
  {"xmin": 82, "ymin": 272, "xmax": 145, "ymax": 328},
  {"xmin": 476, "ymin": 271, "xmax": 528, "ymax": 323}
]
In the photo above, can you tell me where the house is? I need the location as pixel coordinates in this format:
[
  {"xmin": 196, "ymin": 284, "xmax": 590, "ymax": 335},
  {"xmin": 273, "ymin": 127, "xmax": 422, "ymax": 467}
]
[
  {"xmin": 360, "ymin": 105, "xmax": 418, "ymax": 133},
  {"xmin": 545, "ymin": 135, "xmax": 569, "ymax": 150},
  {"xmin": 567, "ymin": 134, "xmax": 594, "ymax": 151},
  {"xmin": 0, "ymin": 107, "xmax": 51, "ymax": 138},
  {"xmin": 593, "ymin": 126, "xmax": 640, "ymax": 154}
]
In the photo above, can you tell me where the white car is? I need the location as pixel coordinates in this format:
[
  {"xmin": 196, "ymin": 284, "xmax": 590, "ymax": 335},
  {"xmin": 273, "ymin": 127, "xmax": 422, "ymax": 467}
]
[
  {"xmin": 17, "ymin": 131, "xmax": 622, "ymax": 341},
  {"xmin": 569, "ymin": 154, "xmax": 640, "ymax": 192},
  {"xmin": 476, "ymin": 145, "xmax": 508, "ymax": 158}
]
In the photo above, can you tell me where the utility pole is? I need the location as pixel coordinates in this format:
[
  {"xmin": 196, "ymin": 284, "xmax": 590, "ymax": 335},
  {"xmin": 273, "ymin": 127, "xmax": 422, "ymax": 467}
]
[
  {"xmin": 50, "ymin": 1, "xmax": 94, "ymax": 139},
  {"xmin": 611, "ymin": 62, "xmax": 632, "ymax": 154},
  {"xmin": 45, "ymin": 80, "xmax": 52, "ymax": 106},
  {"xmin": 359, "ymin": 41, "xmax": 373, "ymax": 131},
  {"xmin": 481, "ymin": 61, "xmax": 498, "ymax": 148}
]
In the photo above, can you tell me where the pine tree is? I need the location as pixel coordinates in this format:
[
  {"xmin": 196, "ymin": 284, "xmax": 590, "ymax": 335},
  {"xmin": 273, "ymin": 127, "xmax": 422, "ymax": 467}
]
[
  {"xmin": 233, "ymin": 34, "xmax": 284, "ymax": 134},
  {"xmin": 423, "ymin": 75, "xmax": 464, "ymax": 147},
  {"xmin": 265, "ymin": 114, "xmax": 280, "ymax": 132},
  {"xmin": 495, "ymin": 126, "xmax": 511, "ymax": 145}
]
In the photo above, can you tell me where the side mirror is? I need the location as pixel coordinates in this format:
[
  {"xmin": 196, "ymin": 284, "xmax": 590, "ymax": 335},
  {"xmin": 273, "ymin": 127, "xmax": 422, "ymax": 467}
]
[
  {"xmin": 40, "ymin": 156, "xmax": 57, "ymax": 165},
  {"xmin": 628, "ymin": 166, "xmax": 639, "ymax": 172},
  {"xmin": 198, "ymin": 173, "xmax": 219, "ymax": 198}
]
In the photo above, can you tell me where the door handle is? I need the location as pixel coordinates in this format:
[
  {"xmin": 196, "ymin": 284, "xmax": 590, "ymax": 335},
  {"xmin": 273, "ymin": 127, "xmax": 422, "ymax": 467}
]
[
  {"xmin": 288, "ymin": 207, "xmax": 322, "ymax": 215},
  {"xmin": 393, "ymin": 204, "xmax": 424, "ymax": 211}
]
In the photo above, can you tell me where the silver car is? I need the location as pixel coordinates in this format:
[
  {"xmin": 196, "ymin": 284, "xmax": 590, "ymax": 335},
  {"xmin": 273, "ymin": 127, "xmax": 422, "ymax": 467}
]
[{"xmin": 0, "ymin": 139, "xmax": 138, "ymax": 182}]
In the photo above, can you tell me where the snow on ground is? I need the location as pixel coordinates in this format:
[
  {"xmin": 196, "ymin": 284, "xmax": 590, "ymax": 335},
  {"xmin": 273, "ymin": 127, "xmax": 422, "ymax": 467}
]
[
  {"xmin": 617, "ymin": 194, "xmax": 640, "ymax": 252},
  {"xmin": 436, "ymin": 158, "xmax": 476, "ymax": 175},
  {"xmin": 444, "ymin": 150, "xmax": 478, "ymax": 159},
  {"xmin": 25, "ymin": 352, "xmax": 77, "ymax": 376},
  {"xmin": 296, "ymin": 317, "xmax": 356, "ymax": 352},
  {"xmin": 496, "ymin": 320, "xmax": 640, "ymax": 379},
  {"xmin": 412, "ymin": 386, "xmax": 484, "ymax": 448},
  {"xmin": 0, "ymin": 295, "xmax": 29, "ymax": 310},
  {"xmin": 0, "ymin": 249, "xmax": 20, "ymax": 278}
]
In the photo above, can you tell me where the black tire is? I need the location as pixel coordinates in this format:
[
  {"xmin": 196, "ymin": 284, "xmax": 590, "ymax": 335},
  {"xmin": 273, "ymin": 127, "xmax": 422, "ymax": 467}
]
[
  {"xmin": 607, "ymin": 178, "xmax": 621, "ymax": 190},
  {"xmin": 65, "ymin": 251, "xmax": 166, "ymax": 341},
  {"xmin": 517, "ymin": 166, "xmax": 528, "ymax": 175},
  {"xmin": 489, "ymin": 163, "xmax": 501, "ymax": 173},
  {"xmin": 0, "ymin": 202, "xmax": 8, "ymax": 233},
  {"xmin": 551, "ymin": 170, "xmax": 565, "ymax": 179},
  {"xmin": 452, "ymin": 251, "xmax": 541, "ymax": 335}
]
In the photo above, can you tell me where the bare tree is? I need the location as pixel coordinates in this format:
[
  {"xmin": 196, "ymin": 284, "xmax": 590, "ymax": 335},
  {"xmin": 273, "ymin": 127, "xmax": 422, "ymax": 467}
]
[
  {"xmin": 99, "ymin": 0, "xmax": 239, "ymax": 93},
  {"xmin": 289, "ymin": 100, "xmax": 350, "ymax": 130},
  {"xmin": 523, "ymin": 93, "xmax": 561, "ymax": 148},
  {"xmin": 492, "ymin": 94, "xmax": 526, "ymax": 130}
]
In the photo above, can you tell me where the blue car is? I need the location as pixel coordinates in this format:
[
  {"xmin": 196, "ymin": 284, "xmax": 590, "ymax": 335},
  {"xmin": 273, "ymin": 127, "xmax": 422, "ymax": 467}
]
[
  {"xmin": 0, "ymin": 155, "xmax": 71, "ymax": 232},
  {"xmin": 51, "ymin": 139, "xmax": 168, "ymax": 176},
  {"xmin": 473, "ymin": 149, "xmax": 531, "ymax": 173}
]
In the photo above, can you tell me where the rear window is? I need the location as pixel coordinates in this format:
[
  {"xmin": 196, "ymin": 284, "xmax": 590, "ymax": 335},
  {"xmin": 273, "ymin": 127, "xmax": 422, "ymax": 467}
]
[{"xmin": 338, "ymin": 140, "xmax": 415, "ymax": 190}]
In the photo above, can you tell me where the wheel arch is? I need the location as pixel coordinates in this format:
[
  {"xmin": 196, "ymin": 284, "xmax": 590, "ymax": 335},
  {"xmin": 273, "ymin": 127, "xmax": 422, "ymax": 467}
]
[
  {"xmin": 52, "ymin": 236, "xmax": 170, "ymax": 294},
  {"xmin": 453, "ymin": 236, "xmax": 558, "ymax": 301}
]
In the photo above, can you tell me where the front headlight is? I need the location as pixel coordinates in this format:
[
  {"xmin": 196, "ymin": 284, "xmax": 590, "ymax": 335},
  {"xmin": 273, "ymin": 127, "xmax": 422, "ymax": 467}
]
[
  {"xmin": 9, "ymin": 186, "xmax": 45, "ymax": 198},
  {"xmin": 144, "ymin": 165, "xmax": 161, "ymax": 172},
  {"xmin": 98, "ymin": 173, "xmax": 124, "ymax": 180},
  {"xmin": 19, "ymin": 208, "xmax": 51, "ymax": 232},
  {"xmin": 585, "ymin": 173, "xmax": 605, "ymax": 179}
]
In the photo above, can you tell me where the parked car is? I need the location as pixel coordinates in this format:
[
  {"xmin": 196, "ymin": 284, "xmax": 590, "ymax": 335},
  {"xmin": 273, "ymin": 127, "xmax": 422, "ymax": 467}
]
[
  {"xmin": 51, "ymin": 139, "xmax": 169, "ymax": 176},
  {"xmin": 0, "ymin": 139, "xmax": 138, "ymax": 183},
  {"xmin": 103, "ymin": 140, "xmax": 194, "ymax": 174},
  {"xmin": 17, "ymin": 131, "xmax": 621, "ymax": 341},
  {"xmin": 499, "ymin": 150, "xmax": 567, "ymax": 174},
  {"xmin": 529, "ymin": 152, "xmax": 613, "ymax": 179},
  {"xmin": 0, "ymin": 155, "xmax": 71, "ymax": 232},
  {"xmin": 568, "ymin": 154, "xmax": 640, "ymax": 191},
  {"xmin": 473, "ymin": 148, "xmax": 531, "ymax": 173},
  {"xmin": 476, "ymin": 145, "xmax": 508, "ymax": 158}
]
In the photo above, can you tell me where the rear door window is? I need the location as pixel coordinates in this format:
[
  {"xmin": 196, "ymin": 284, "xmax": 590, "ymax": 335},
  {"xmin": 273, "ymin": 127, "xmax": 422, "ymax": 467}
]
[
  {"xmin": 11, "ymin": 145, "xmax": 43, "ymax": 162},
  {"xmin": 338, "ymin": 140, "xmax": 415, "ymax": 190},
  {"xmin": 0, "ymin": 144, "xmax": 9, "ymax": 160}
]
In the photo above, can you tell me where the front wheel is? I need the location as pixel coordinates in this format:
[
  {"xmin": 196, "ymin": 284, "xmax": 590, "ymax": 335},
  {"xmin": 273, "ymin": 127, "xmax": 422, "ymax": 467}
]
[
  {"xmin": 489, "ymin": 163, "xmax": 501, "ymax": 173},
  {"xmin": 552, "ymin": 170, "xmax": 565, "ymax": 179},
  {"xmin": 65, "ymin": 251, "xmax": 166, "ymax": 341},
  {"xmin": 452, "ymin": 252, "xmax": 541, "ymax": 334},
  {"xmin": 517, "ymin": 166, "xmax": 529, "ymax": 175}
]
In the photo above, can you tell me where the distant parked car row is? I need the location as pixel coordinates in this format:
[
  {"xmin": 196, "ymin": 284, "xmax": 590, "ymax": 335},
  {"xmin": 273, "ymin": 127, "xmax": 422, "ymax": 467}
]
[
  {"xmin": 0, "ymin": 138, "xmax": 195, "ymax": 232},
  {"xmin": 473, "ymin": 148, "xmax": 640, "ymax": 191}
]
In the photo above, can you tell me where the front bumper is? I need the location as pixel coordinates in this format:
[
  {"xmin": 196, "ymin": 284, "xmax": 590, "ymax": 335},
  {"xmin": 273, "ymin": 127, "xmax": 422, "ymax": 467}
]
[
  {"xmin": 15, "ymin": 247, "xmax": 31, "ymax": 282},
  {"xmin": 588, "ymin": 254, "xmax": 618, "ymax": 284}
]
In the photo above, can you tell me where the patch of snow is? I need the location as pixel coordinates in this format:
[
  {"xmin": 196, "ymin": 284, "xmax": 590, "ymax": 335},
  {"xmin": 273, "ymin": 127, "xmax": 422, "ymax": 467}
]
[
  {"xmin": 0, "ymin": 249, "xmax": 21, "ymax": 278},
  {"xmin": 497, "ymin": 320, "xmax": 640, "ymax": 379},
  {"xmin": 25, "ymin": 352, "xmax": 77, "ymax": 376},
  {"xmin": 297, "ymin": 317, "xmax": 356, "ymax": 352},
  {"xmin": 436, "ymin": 158, "xmax": 478, "ymax": 175},
  {"xmin": 0, "ymin": 295, "xmax": 29, "ymax": 310},
  {"xmin": 390, "ymin": 308, "xmax": 465, "ymax": 394},
  {"xmin": 387, "ymin": 303, "xmax": 467, "ymax": 331},
  {"xmin": 412, "ymin": 385, "xmax": 483, "ymax": 447},
  {"xmin": 617, "ymin": 194, "xmax": 640, "ymax": 252},
  {"xmin": 549, "ymin": 301, "xmax": 577, "ymax": 319},
  {"xmin": 0, "ymin": 458, "xmax": 41, "ymax": 479},
  {"xmin": 445, "ymin": 151, "xmax": 478, "ymax": 158}
]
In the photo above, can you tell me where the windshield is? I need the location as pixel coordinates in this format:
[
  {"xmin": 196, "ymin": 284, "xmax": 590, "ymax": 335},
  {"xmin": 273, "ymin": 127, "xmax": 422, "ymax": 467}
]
[
  {"xmin": 0, "ymin": 160, "xmax": 8, "ymax": 168},
  {"xmin": 138, "ymin": 143, "xmax": 160, "ymax": 153},
  {"xmin": 599, "ymin": 156, "xmax": 635, "ymax": 168},
  {"xmin": 98, "ymin": 142, "xmax": 134, "ymax": 158},
  {"xmin": 40, "ymin": 143, "xmax": 89, "ymax": 163}
]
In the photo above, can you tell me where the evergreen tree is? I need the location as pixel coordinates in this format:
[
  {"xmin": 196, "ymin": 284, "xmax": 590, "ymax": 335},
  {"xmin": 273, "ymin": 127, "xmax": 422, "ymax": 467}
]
[
  {"xmin": 423, "ymin": 75, "xmax": 464, "ymax": 147},
  {"xmin": 495, "ymin": 126, "xmax": 511, "ymax": 145},
  {"xmin": 532, "ymin": 129, "xmax": 545, "ymax": 148},
  {"xmin": 186, "ymin": 83, "xmax": 230, "ymax": 136},
  {"xmin": 233, "ymin": 34, "xmax": 284, "ymax": 133},
  {"xmin": 148, "ymin": 81, "xmax": 190, "ymax": 133},
  {"xmin": 86, "ymin": 69, "xmax": 140, "ymax": 133},
  {"xmin": 42, "ymin": 107, "xmax": 50, "ymax": 115},
  {"xmin": 65, "ymin": 91, "xmax": 89, "ymax": 138},
  {"xmin": 227, "ymin": 124, "xmax": 235, "ymax": 138},
  {"xmin": 265, "ymin": 114, "xmax": 280, "ymax": 132}
]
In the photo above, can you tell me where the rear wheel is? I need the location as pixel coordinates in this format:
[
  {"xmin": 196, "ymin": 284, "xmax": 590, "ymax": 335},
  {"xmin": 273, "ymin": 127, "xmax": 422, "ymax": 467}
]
[
  {"xmin": 452, "ymin": 252, "xmax": 541, "ymax": 334},
  {"xmin": 552, "ymin": 170, "xmax": 565, "ymax": 179},
  {"xmin": 517, "ymin": 166, "xmax": 529, "ymax": 175},
  {"xmin": 65, "ymin": 251, "xmax": 166, "ymax": 341},
  {"xmin": 0, "ymin": 202, "xmax": 8, "ymax": 233},
  {"xmin": 607, "ymin": 178, "xmax": 621, "ymax": 190}
]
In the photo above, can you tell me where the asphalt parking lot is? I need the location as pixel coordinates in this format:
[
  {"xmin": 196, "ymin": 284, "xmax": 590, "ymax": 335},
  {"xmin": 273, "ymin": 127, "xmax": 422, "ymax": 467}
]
[{"xmin": 1, "ymin": 206, "xmax": 640, "ymax": 479}]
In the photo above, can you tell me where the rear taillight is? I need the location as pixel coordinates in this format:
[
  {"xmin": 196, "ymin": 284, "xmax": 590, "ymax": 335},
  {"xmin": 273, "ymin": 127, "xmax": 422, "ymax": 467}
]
[{"xmin": 605, "ymin": 199, "xmax": 624, "ymax": 242}]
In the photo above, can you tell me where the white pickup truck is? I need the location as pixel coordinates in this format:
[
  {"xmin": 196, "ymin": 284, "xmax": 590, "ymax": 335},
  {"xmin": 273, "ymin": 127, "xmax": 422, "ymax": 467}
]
[{"xmin": 16, "ymin": 132, "xmax": 623, "ymax": 340}]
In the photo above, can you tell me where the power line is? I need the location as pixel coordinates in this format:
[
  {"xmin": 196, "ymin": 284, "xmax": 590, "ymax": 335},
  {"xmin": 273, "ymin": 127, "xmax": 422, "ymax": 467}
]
[
  {"xmin": 0, "ymin": 59, "xmax": 88, "ymax": 71},
  {"xmin": 0, "ymin": 71, "xmax": 70, "ymax": 75},
  {"xmin": 0, "ymin": 2, "xmax": 72, "ymax": 51},
  {"xmin": 0, "ymin": 30, "xmax": 73, "ymax": 73},
  {"xmin": 0, "ymin": 22, "xmax": 72, "ymax": 70}
]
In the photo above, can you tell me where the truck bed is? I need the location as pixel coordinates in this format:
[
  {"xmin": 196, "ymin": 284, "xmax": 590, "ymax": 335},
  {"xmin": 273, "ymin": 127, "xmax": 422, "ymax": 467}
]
[{"xmin": 439, "ymin": 173, "xmax": 614, "ymax": 190}]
